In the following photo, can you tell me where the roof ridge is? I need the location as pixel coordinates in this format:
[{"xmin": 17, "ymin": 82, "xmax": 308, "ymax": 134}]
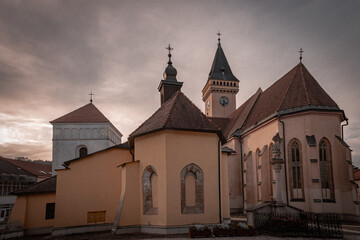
[
  {"xmin": 277, "ymin": 64, "xmax": 299, "ymax": 111},
  {"xmin": 179, "ymin": 92, "xmax": 222, "ymax": 131},
  {"xmin": 163, "ymin": 91, "xmax": 180, "ymax": 128},
  {"xmin": 299, "ymin": 63, "xmax": 311, "ymax": 105}
]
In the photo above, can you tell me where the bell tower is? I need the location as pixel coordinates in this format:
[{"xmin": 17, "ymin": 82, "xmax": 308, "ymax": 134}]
[{"xmin": 202, "ymin": 34, "xmax": 239, "ymax": 117}]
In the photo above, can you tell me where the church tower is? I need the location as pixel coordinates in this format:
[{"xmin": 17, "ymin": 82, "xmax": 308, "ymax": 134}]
[
  {"xmin": 158, "ymin": 44, "xmax": 183, "ymax": 105},
  {"xmin": 202, "ymin": 36, "xmax": 239, "ymax": 117}
]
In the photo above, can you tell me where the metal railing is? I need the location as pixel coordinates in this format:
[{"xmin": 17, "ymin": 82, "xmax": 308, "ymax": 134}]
[{"xmin": 254, "ymin": 212, "xmax": 343, "ymax": 238}]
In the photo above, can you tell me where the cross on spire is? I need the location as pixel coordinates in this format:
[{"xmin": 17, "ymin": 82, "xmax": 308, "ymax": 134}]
[
  {"xmin": 299, "ymin": 48, "xmax": 304, "ymax": 62},
  {"xmin": 217, "ymin": 30, "xmax": 222, "ymax": 43},
  {"xmin": 166, "ymin": 44, "xmax": 173, "ymax": 64},
  {"xmin": 89, "ymin": 91, "xmax": 94, "ymax": 103}
]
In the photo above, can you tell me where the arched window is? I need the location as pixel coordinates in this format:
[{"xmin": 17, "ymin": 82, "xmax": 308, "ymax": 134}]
[
  {"xmin": 143, "ymin": 166, "xmax": 158, "ymax": 215},
  {"xmin": 256, "ymin": 149, "xmax": 262, "ymax": 202},
  {"xmin": 269, "ymin": 143, "xmax": 274, "ymax": 199},
  {"xmin": 79, "ymin": 147, "xmax": 88, "ymax": 158},
  {"xmin": 319, "ymin": 138, "xmax": 335, "ymax": 201},
  {"xmin": 288, "ymin": 139, "xmax": 304, "ymax": 200},
  {"xmin": 180, "ymin": 164, "xmax": 204, "ymax": 214}
]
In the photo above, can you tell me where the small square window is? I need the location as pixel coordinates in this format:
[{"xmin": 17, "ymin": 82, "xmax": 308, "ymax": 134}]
[{"xmin": 45, "ymin": 203, "xmax": 55, "ymax": 219}]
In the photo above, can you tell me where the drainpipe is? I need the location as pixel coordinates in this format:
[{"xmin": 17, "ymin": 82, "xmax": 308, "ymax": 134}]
[
  {"xmin": 278, "ymin": 117, "xmax": 289, "ymax": 205},
  {"xmin": 341, "ymin": 119, "xmax": 349, "ymax": 140},
  {"xmin": 239, "ymin": 137, "xmax": 245, "ymax": 213},
  {"xmin": 129, "ymin": 147, "xmax": 134, "ymax": 162},
  {"xmin": 218, "ymin": 139, "xmax": 222, "ymax": 223}
]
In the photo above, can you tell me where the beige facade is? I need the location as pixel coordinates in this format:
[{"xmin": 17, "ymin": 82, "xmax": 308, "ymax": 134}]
[{"xmin": 8, "ymin": 193, "xmax": 55, "ymax": 230}]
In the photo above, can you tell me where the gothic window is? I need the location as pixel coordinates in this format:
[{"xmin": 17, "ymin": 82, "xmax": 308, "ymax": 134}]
[
  {"xmin": 256, "ymin": 149, "xmax": 262, "ymax": 202},
  {"xmin": 288, "ymin": 139, "xmax": 304, "ymax": 200},
  {"xmin": 79, "ymin": 147, "xmax": 88, "ymax": 158},
  {"xmin": 269, "ymin": 143, "xmax": 274, "ymax": 198},
  {"xmin": 180, "ymin": 164, "xmax": 204, "ymax": 214},
  {"xmin": 319, "ymin": 138, "xmax": 335, "ymax": 201},
  {"xmin": 142, "ymin": 166, "xmax": 158, "ymax": 215}
]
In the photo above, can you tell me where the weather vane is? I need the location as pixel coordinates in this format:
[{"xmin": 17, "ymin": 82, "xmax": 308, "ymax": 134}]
[
  {"xmin": 166, "ymin": 44, "xmax": 173, "ymax": 64},
  {"xmin": 217, "ymin": 30, "xmax": 222, "ymax": 43},
  {"xmin": 89, "ymin": 91, "xmax": 94, "ymax": 103},
  {"xmin": 299, "ymin": 48, "xmax": 304, "ymax": 62}
]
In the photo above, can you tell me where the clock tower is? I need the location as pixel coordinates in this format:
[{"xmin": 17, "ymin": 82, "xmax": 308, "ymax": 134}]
[{"xmin": 202, "ymin": 36, "xmax": 239, "ymax": 117}]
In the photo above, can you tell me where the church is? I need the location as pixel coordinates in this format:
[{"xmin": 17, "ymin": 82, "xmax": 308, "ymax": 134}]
[{"xmin": 3, "ymin": 37, "xmax": 359, "ymax": 237}]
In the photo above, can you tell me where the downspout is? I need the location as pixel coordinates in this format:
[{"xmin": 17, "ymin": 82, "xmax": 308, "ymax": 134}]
[
  {"xmin": 278, "ymin": 117, "xmax": 289, "ymax": 205},
  {"xmin": 239, "ymin": 138, "xmax": 245, "ymax": 213},
  {"xmin": 129, "ymin": 146, "xmax": 134, "ymax": 162},
  {"xmin": 218, "ymin": 139, "xmax": 222, "ymax": 223},
  {"xmin": 341, "ymin": 119, "xmax": 349, "ymax": 140}
]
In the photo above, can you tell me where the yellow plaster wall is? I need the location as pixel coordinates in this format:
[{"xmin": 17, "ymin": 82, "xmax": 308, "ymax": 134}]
[
  {"xmin": 8, "ymin": 193, "xmax": 55, "ymax": 229},
  {"xmin": 7, "ymin": 195, "xmax": 27, "ymax": 228},
  {"xmin": 118, "ymin": 161, "xmax": 140, "ymax": 226},
  {"xmin": 165, "ymin": 130, "xmax": 220, "ymax": 225},
  {"xmin": 135, "ymin": 132, "xmax": 167, "ymax": 226},
  {"xmin": 55, "ymin": 148, "xmax": 131, "ymax": 228},
  {"xmin": 135, "ymin": 130, "xmax": 226, "ymax": 226}
]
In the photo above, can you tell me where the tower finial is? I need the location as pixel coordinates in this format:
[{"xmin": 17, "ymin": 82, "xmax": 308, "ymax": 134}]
[
  {"xmin": 217, "ymin": 30, "xmax": 222, "ymax": 44},
  {"xmin": 89, "ymin": 91, "xmax": 94, "ymax": 103},
  {"xmin": 299, "ymin": 48, "xmax": 304, "ymax": 62},
  {"xmin": 166, "ymin": 44, "xmax": 173, "ymax": 65}
]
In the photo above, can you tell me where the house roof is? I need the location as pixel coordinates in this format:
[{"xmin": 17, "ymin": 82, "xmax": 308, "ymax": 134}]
[
  {"xmin": 229, "ymin": 62, "xmax": 343, "ymax": 137},
  {"xmin": 50, "ymin": 103, "xmax": 110, "ymax": 123},
  {"xmin": 0, "ymin": 157, "xmax": 35, "ymax": 177},
  {"xmin": 208, "ymin": 42, "xmax": 239, "ymax": 82},
  {"xmin": 0, "ymin": 157, "xmax": 52, "ymax": 178},
  {"xmin": 11, "ymin": 176, "xmax": 56, "ymax": 195},
  {"xmin": 129, "ymin": 91, "xmax": 224, "ymax": 144}
]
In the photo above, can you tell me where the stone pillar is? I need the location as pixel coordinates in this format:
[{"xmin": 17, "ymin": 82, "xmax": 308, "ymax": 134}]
[
  {"xmin": 273, "ymin": 164, "xmax": 283, "ymax": 203},
  {"xmin": 271, "ymin": 133, "xmax": 284, "ymax": 204}
]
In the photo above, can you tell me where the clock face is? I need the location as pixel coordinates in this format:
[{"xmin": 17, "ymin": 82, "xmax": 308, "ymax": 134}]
[
  {"xmin": 206, "ymin": 100, "xmax": 210, "ymax": 110},
  {"xmin": 219, "ymin": 96, "xmax": 229, "ymax": 106}
]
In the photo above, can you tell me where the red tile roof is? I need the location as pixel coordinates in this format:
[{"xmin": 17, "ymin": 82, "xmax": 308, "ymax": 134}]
[
  {"xmin": 1, "ymin": 157, "xmax": 52, "ymax": 178},
  {"xmin": 225, "ymin": 62, "xmax": 343, "ymax": 137},
  {"xmin": 11, "ymin": 176, "xmax": 56, "ymax": 195},
  {"xmin": 129, "ymin": 91, "xmax": 224, "ymax": 143},
  {"xmin": 50, "ymin": 103, "xmax": 110, "ymax": 123}
]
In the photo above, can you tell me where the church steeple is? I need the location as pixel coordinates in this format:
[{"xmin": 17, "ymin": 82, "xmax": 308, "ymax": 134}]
[
  {"xmin": 208, "ymin": 40, "xmax": 239, "ymax": 82},
  {"xmin": 158, "ymin": 44, "xmax": 183, "ymax": 105},
  {"xmin": 202, "ymin": 34, "xmax": 239, "ymax": 117}
]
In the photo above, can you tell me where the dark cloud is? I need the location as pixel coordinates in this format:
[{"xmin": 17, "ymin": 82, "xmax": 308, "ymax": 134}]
[{"xmin": 0, "ymin": 0, "xmax": 359, "ymax": 166}]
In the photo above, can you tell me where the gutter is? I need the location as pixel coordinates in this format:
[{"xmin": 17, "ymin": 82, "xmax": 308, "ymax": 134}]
[
  {"xmin": 218, "ymin": 139, "xmax": 222, "ymax": 223},
  {"xmin": 278, "ymin": 116, "xmax": 289, "ymax": 205}
]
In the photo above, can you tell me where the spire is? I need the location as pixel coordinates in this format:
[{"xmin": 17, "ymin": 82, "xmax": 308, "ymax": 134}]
[
  {"xmin": 299, "ymin": 48, "xmax": 304, "ymax": 62},
  {"xmin": 208, "ymin": 35, "xmax": 239, "ymax": 82},
  {"xmin": 158, "ymin": 44, "xmax": 183, "ymax": 105},
  {"xmin": 163, "ymin": 44, "xmax": 177, "ymax": 82}
]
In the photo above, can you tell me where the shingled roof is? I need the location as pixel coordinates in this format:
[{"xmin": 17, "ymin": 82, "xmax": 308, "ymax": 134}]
[
  {"xmin": 129, "ymin": 91, "xmax": 224, "ymax": 143},
  {"xmin": 11, "ymin": 176, "xmax": 56, "ymax": 195},
  {"xmin": 50, "ymin": 103, "xmax": 110, "ymax": 123},
  {"xmin": 0, "ymin": 157, "xmax": 51, "ymax": 179},
  {"xmin": 208, "ymin": 42, "xmax": 239, "ymax": 82},
  {"xmin": 215, "ymin": 62, "xmax": 343, "ymax": 138}
]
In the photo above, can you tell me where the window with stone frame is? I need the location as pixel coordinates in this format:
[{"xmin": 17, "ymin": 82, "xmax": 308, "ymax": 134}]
[
  {"xmin": 180, "ymin": 164, "xmax": 204, "ymax": 214},
  {"xmin": 142, "ymin": 165, "xmax": 158, "ymax": 215},
  {"xmin": 319, "ymin": 138, "xmax": 335, "ymax": 201},
  {"xmin": 288, "ymin": 138, "xmax": 304, "ymax": 200},
  {"xmin": 269, "ymin": 143, "xmax": 274, "ymax": 199}
]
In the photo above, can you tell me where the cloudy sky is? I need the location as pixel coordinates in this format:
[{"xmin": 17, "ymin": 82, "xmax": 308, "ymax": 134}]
[{"xmin": 0, "ymin": 0, "xmax": 359, "ymax": 166}]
